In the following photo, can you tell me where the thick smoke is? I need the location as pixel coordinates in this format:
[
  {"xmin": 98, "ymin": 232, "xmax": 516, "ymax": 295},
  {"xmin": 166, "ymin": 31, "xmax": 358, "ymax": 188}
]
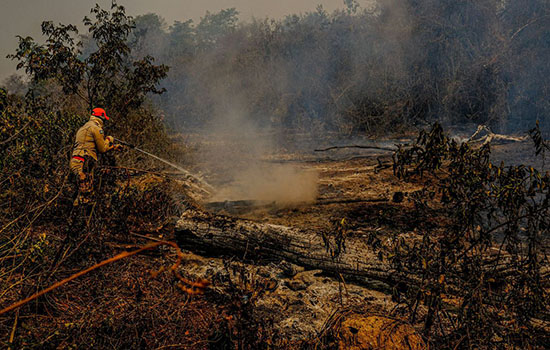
[
  {"xmin": 192, "ymin": 81, "xmax": 318, "ymax": 204},
  {"xmin": 123, "ymin": 0, "xmax": 550, "ymax": 200},
  {"xmin": 134, "ymin": 3, "xmax": 418, "ymax": 133}
]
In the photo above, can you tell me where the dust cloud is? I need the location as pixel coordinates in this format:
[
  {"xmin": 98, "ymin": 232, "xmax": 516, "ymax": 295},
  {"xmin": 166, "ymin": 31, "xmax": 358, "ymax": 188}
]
[
  {"xmin": 211, "ymin": 163, "xmax": 318, "ymax": 204},
  {"xmin": 197, "ymin": 101, "xmax": 318, "ymax": 205}
]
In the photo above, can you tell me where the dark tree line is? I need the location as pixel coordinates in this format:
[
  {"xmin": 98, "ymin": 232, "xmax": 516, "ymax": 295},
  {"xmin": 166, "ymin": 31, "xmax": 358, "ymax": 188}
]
[{"xmin": 121, "ymin": 0, "xmax": 550, "ymax": 135}]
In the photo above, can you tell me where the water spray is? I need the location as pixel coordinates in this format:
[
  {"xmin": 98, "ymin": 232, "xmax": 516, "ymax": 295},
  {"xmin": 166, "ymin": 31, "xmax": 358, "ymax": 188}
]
[{"xmin": 114, "ymin": 138, "xmax": 215, "ymax": 194}]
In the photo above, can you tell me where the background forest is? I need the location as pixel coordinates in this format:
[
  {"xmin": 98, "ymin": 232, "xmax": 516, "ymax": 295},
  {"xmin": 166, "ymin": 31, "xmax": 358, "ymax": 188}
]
[{"xmin": 121, "ymin": 0, "xmax": 550, "ymax": 135}]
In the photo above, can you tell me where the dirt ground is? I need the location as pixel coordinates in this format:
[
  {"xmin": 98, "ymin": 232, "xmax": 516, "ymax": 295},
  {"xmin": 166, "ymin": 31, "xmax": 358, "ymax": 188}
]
[
  {"xmin": 177, "ymin": 144, "xmax": 436, "ymax": 347},
  {"xmin": 180, "ymin": 136, "xmax": 548, "ymax": 348}
]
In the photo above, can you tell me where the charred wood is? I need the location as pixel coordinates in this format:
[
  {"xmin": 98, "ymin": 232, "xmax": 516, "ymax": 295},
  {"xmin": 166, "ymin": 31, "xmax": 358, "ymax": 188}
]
[{"xmin": 175, "ymin": 209, "xmax": 420, "ymax": 292}]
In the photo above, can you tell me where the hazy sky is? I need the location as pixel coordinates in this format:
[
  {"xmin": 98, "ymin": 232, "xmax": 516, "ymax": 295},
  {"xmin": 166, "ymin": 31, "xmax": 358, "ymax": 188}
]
[{"xmin": 0, "ymin": 0, "xmax": 367, "ymax": 81}]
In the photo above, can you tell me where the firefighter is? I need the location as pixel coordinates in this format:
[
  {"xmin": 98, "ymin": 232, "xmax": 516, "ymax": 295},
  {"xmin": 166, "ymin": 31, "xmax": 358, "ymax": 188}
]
[{"xmin": 69, "ymin": 107, "xmax": 121, "ymax": 206}]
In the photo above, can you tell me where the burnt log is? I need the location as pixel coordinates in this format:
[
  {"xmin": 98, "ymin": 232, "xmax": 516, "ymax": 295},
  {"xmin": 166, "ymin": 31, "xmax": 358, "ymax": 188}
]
[{"xmin": 175, "ymin": 209, "xmax": 416, "ymax": 290}]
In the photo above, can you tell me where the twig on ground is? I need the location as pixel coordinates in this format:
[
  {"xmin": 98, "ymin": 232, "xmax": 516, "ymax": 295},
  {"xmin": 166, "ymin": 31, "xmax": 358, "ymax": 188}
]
[
  {"xmin": 314, "ymin": 145, "xmax": 396, "ymax": 152},
  {"xmin": 7, "ymin": 310, "xmax": 18, "ymax": 350},
  {"xmin": 130, "ymin": 232, "xmax": 165, "ymax": 242}
]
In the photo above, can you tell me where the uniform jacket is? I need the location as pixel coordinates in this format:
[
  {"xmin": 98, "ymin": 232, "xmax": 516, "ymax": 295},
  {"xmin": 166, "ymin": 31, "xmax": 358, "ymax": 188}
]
[{"xmin": 72, "ymin": 116, "xmax": 113, "ymax": 160}]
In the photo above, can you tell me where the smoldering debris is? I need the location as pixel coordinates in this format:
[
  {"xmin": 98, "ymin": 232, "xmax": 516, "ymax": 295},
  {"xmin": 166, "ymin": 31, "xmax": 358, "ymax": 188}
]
[
  {"xmin": 191, "ymin": 101, "xmax": 319, "ymax": 206},
  {"xmin": 211, "ymin": 163, "xmax": 318, "ymax": 204}
]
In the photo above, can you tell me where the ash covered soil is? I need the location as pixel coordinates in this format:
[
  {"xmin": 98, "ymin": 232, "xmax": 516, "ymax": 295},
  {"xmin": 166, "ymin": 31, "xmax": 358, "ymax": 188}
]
[
  {"xmin": 175, "ymin": 141, "xmax": 438, "ymax": 348},
  {"xmin": 178, "ymin": 137, "xmax": 549, "ymax": 348},
  {"xmin": 2, "ymin": 142, "xmax": 429, "ymax": 349},
  {"xmin": 4, "ymin": 136, "xmax": 545, "ymax": 349}
]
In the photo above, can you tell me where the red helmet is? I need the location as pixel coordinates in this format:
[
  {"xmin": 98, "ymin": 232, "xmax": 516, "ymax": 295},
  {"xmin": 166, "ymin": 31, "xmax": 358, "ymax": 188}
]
[{"xmin": 91, "ymin": 107, "xmax": 109, "ymax": 120}]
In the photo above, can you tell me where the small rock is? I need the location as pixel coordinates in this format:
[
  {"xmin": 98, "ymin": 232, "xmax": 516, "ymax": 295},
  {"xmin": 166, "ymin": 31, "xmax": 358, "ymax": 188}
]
[
  {"xmin": 285, "ymin": 280, "xmax": 308, "ymax": 291},
  {"xmin": 338, "ymin": 315, "xmax": 426, "ymax": 350}
]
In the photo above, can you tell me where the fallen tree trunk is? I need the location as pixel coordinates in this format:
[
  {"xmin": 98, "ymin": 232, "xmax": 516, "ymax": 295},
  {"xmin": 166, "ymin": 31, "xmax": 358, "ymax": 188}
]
[
  {"xmin": 175, "ymin": 210, "xmax": 530, "ymax": 298},
  {"xmin": 175, "ymin": 209, "xmax": 415, "ymax": 291},
  {"xmin": 467, "ymin": 125, "xmax": 529, "ymax": 144},
  {"xmin": 314, "ymin": 145, "xmax": 396, "ymax": 152}
]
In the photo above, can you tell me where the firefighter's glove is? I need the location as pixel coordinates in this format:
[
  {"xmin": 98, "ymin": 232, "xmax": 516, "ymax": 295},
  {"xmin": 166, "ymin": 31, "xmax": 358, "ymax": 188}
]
[
  {"xmin": 105, "ymin": 136, "xmax": 115, "ymax": 151},
  {"xmin": 106, "ymin": 136, "xmax": 114, "ymax": 146}
]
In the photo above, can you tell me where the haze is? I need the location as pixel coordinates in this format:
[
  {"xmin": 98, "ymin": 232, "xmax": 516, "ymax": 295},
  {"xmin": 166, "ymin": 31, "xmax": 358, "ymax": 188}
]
[{"xmin": 0, "ymin": 0, "xmax": 365, "ymax": 80}]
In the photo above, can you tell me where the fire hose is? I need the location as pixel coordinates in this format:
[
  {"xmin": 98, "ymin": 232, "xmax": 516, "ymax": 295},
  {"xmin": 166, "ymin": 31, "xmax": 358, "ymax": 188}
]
[{"xmin": 114, "ymin": 138, "xmax": 215, "ymax": 194}]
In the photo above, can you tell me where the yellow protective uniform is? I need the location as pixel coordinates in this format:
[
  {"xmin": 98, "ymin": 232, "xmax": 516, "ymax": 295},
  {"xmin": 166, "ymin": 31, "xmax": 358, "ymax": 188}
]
[
  {"xmin": 69, "ymin": 115, "xmax": 114, "ymax": 205},
  {"xmin": 70, "ymin": 116, "xmax": 114, "ymax": 176}
]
